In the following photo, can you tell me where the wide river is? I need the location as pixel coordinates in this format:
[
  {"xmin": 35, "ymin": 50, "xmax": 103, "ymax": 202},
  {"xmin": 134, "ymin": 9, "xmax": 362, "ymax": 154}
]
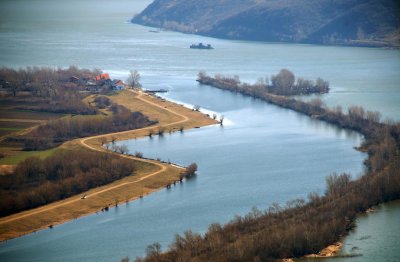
[{"xmin": 0, "ymin": 0, "xmax": 399, "ymax": 261}]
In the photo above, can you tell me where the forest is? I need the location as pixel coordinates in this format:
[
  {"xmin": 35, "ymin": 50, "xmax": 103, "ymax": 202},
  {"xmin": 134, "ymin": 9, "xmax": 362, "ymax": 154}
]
[
  {"xmin": 133, "ymin": 75, "xmax": 400, "ymax": 261},
  {"xmin": 0, "ymin": 149, "xmax": 136, "ymax": 217},
  {"xmin": 197, "ymin": 70, "xmax": 329, "ymax": 96}
]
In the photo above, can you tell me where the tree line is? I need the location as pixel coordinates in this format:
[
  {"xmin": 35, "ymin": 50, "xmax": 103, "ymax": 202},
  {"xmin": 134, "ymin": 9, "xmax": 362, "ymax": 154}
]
[
  {"xmin": 0, "ymin": 149, "xmax": 136, "ymax": 217},
  {"xmin": 14, "ymin": 102, "xmax": 155, "ymax": 150},
  {"xmin": 133, "ymin": 75, "xmax": 400, "ymax": 261},
  {"xmin": 0, "ymin": 66, "xmax": 100, "ymax": 115},
  {"xmin": 198, "ymin": 69, "xmax": 329, "ymax": 96}
]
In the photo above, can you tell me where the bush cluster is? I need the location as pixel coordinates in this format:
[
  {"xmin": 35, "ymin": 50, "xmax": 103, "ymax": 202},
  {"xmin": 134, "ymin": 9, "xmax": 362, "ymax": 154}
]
[{"xmin": 0, "ymin": 149, "xmax": 136, "ymax": 217}]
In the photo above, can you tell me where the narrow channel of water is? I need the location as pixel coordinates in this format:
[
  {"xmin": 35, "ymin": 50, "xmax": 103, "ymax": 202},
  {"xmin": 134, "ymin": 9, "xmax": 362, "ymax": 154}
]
[{"xmin": 0, "ymin": 89, "xmax": 366, "ymax": 261}]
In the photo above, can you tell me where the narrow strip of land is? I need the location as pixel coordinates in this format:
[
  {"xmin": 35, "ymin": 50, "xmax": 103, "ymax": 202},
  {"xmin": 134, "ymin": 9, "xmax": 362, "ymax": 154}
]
[
  {"xmin": 0, "ymin": 118, "xmax": 45, "ymax": 123},
  {"xmin": 0, "ymin": 89, "xmax": 216, "ymax": 242}
]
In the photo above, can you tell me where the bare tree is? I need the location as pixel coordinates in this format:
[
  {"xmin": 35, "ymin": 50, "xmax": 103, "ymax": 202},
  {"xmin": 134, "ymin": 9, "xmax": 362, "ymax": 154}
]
[
  {"xmin": 135, "ymin": 151, "xmax": 143, "ymax": 158},
  {"xmin": 185, "ymin": 163, "xmax": 198, "ymax": 178},
  {"xmin": 121, "ymin": 257, "xmax": 129, "ymax": 262},
  {"xmin": 99, "ymin": 137, "xmax": 107, "ymax": 146},
  {"xmin": 271, "ymin": 69, "xmax": 295, "ymax": 90},
  {"xmin": 219, "ymin": 115, "xmax": 225, "ymax": 126},
  {"xmin": 145, "ymin": 243, "xmax": 162, "ymax": 261},
  {"xmin": 119, "ymin": 144, "xmax": 129, "ymax": 155},
  {"xmin": 9, "ymin": 82, "xmax": 19, "ymax": 97},
  {"xmin": 197, "ymin": 71, "xmax": 206, "ymax": 80},
  {"xmin": 158, "ymin": 127, "xmax": 165, "ymax": 136},
  {"xmin": 127, "ymin": 70, "xmax": 141, "ymax": 88},
  {"xmin": 325, "ymin": 173, "xmax": 351, "ymax": 196},
  {"xmin": 366, "ymin": 110, "xmax": 381, "ymax": 123}
]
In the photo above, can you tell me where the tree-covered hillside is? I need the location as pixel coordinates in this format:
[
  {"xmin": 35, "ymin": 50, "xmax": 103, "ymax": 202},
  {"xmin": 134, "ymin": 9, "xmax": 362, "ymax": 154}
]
[{"xmin": 132, "ymin": 0, "xmax": 400, "ymax": 47}]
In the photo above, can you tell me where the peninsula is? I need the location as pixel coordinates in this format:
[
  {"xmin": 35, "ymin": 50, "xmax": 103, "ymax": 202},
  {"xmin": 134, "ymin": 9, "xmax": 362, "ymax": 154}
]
[{"xmin": 0, "ymin": 67, "xmax": 217, "ymax": 241}]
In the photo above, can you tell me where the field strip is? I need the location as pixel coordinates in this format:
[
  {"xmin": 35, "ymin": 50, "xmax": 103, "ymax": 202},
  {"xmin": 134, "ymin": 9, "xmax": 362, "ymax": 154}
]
[{"xmin": 0, "ymin": 90, "xmax": 191, "ymax": 225}]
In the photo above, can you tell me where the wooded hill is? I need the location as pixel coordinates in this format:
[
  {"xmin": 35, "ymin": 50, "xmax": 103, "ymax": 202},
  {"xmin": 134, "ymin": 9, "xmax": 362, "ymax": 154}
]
[{"xmin": 133, "ymin": 0, "xmax": 400, "ymax": 47}]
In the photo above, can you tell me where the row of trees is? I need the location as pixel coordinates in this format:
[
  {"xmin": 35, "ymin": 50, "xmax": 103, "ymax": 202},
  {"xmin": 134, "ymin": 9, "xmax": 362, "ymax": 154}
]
[
  {"xmin": 16, "ymin": 104, "xmax": 155, "ymax": 150},
  {"xmin": 0, "ymin": 66, "xmax": 100, "ymax": 114},
  {"xmin": 198, "ymin": 69, "xmax": 329, "ymax": 96},
  {"xmin": 0, "ymin": 149, "xmax": 136, "ymax": 217},
  {"xmin": 133, "ymin": 76, "xmax": 400, "ymax": 261},
  {"xmin": 198, "ymin": 74, "xmax": 382, "ymax": 138},
  {"xmin": 0, "ymin": 66, "xmax": 100, "ymax": 96}
]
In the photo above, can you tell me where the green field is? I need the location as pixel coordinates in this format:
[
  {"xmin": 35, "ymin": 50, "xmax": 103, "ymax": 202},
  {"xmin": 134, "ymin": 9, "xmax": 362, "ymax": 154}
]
[
  {"xmin": 0, "ymin": 127, "xmax": 24, "ymax": 136},
  {"xmin": 0, "ymin": 148, "xmax": 57, "ymax": 165},
  {"xmin": 0, "ymin": 106, "xmax": 66, "ymax": 165},
  {"xmin": 0, "ymin": 109, "xmax": 64, "ymax": 121}
]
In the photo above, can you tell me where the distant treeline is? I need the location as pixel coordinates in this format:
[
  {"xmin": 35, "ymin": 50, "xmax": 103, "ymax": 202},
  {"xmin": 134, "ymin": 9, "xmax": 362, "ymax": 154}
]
[
  {"xmin": 15, "ymin": 100, "xmax": 155, "ymax": 150},
  {"xmin": 0, "ymin": 149, "xmax": 136, "ymax": 217},
  {"xmin": 0, "ymin": 66, "xmax": 100, "ymax": 114},
  {"xmin": 197, "ymin": 69, "xmax": 329, "ymax": 96},
  {"xmin": 134, "ymin": 75, "xmax": 400, "ymax": 261}
]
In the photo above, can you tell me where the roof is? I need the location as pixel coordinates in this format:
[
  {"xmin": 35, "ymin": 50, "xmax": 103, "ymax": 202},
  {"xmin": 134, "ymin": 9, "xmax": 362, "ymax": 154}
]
[
  {"xmin": 95, "ymin": 73, "xmax": 110, "ymax": 81},
  {"xmin": 113, "ymin": 79, "xmax": 123, "ymax": 85}
]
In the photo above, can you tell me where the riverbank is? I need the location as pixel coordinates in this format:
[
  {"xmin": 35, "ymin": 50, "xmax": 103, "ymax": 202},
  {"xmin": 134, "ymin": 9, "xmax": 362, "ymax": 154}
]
[
  {"xmin": 282, "ymin": 242, "xmax": 342, "ymax": 262},
  {"xmin": 133, "ymin": 76, "xmax": 399, "ymax": 261},
  {"xmin": 0, "ymin": 89, "xmax": 217, "ymax": 242}
]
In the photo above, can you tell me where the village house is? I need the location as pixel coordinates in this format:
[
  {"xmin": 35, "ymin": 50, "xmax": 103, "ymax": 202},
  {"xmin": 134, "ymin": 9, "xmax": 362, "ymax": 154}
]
[
  {"xmin": 112, "ymin": 79, "xmax": 124, "ymax": 90},
  {"xmin": 85, "ymin": 80, "xmax": 98, "ymax": 92},
  {"xmin": 84, "ymin": 73, "xmax": 124, "ymax": 92}
]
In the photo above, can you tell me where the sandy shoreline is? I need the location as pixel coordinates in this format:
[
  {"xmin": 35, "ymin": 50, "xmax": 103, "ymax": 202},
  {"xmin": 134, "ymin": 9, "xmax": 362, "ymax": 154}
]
[
  {"xmin": 282, "ymin": 242, "xmax": 343, "ymax": 262},
  {"xmin": 0, "ymin": 90, "xmax": 217, "ymax": 242},
  {"xmin": 305, "ymin": 242, "xmax": 343, "ymax": 258}
]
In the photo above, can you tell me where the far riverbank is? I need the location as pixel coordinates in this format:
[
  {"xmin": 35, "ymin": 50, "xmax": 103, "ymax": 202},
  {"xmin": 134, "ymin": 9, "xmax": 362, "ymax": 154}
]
[{"xmin": 131, "ymin": 75, "xmax": 399, "ymax": 261}]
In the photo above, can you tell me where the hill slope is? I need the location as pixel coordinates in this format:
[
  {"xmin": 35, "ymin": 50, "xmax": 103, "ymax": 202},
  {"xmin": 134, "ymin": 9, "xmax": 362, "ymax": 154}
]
[{"xmin": 132, "ymin": 0, "xmax": 400, "ymax": 47}]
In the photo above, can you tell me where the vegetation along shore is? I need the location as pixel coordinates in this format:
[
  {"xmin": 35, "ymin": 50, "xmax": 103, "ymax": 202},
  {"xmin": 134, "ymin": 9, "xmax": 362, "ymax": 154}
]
[
  {"xmin": 0, "ymin": 67, "xmax": 217, "ymax": 241},
  {"xmin": 132, "ymin": 71, "xmax": 399, "ymax": 261}
]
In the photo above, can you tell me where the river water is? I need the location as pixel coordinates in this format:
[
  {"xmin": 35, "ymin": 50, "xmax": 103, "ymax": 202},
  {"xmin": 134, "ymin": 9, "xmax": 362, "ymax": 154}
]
[{"xmin": 0, "ymin": 0, "xmax": 399, "ymax": 261}]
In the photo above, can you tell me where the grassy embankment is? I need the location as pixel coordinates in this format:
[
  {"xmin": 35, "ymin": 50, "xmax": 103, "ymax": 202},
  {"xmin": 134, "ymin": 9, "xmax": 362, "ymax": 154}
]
[{"xmin": 0, "ymin": 89, "xmax": 216, "ymax": 242}]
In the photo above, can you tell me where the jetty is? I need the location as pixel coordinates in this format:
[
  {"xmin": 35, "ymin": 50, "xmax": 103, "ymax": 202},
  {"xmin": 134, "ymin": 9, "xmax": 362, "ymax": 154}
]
[{"xmin": 144, "ymin": 89, "xmax": 169, "ymax": 94}]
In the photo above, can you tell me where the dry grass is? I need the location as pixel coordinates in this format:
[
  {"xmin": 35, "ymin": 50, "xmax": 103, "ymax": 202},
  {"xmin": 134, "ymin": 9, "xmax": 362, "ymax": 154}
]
[
  {"xmin": 0, "ymin": 101, "xmax": 66, "ymax": 164},
  {"xmin": 0, "ymin": 89, "xmax": 217, "ymax": 241},
  {"xmin": 0, "ymin": 160, "xmax": 181, "ymax": 242}
]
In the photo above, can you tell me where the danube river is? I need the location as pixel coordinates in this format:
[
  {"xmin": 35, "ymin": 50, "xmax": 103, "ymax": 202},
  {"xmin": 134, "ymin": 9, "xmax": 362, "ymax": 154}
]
[{"xmin": 0, "ymin": 0, "xmax": 399, "ymax": 261}]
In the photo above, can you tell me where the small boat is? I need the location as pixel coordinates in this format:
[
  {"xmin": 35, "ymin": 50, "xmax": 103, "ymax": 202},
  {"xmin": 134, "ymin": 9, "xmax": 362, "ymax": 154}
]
[{"xmin": 190, "ymin": 43, "xmax": 213, "ymax": 49}]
